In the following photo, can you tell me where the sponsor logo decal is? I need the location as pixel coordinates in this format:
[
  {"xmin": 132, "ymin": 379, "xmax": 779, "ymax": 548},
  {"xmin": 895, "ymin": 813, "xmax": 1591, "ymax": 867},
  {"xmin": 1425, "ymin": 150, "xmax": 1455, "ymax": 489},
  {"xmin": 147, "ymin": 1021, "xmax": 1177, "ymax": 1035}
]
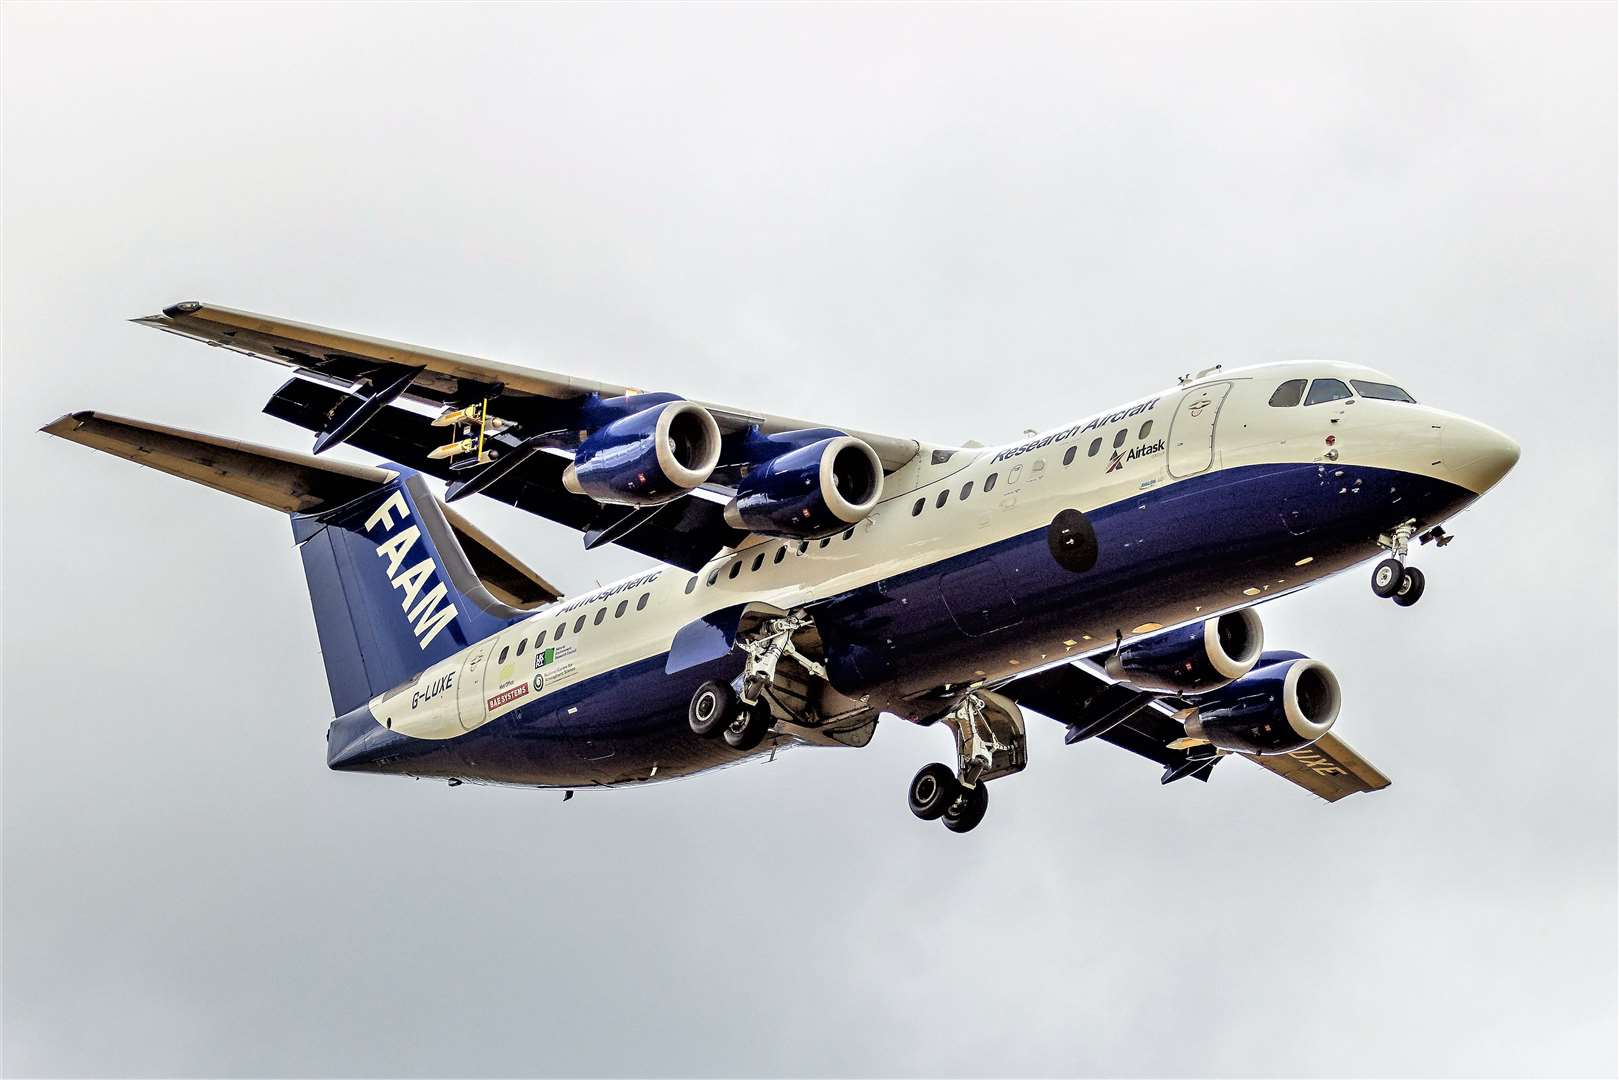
[
  {"xmin": 411, "ymin": 671, "xmax": 454, "ymax": 709},
  {"xmin": 487, "ymin": 683, "xmax": 529, "ymax": 711},
  {"xmin": 533, "ymin": 673, "xmax": 545, "ymax": 692},
  {"xmin": 535, "ymin": 647, "xmax": 556, "ymax": 670},
  {"xmin": 1106, "ymin": 438, "xmax": 1166, "ymax": 473},
  {"xmin": 365, "ymin": 490, "xmax": 459, "ymax": 650}
]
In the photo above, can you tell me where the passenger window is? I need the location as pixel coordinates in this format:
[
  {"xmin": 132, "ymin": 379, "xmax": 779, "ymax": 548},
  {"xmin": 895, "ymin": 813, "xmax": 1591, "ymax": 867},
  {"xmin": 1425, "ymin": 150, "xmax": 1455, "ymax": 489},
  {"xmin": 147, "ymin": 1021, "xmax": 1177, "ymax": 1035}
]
[
  {"xmin": 1138, "ymin": 420, "xmax": 1153, "ymax": 439},
  {"xmin": 751, "ymin": 553, "xmax": 764, "ymax": 572},
  {"xmin": 555, "ymin": 623, "xmax": 565, "ymax": 640},
  {"xmin": 707, "ymin": 569, "xmax": 719, "ymax": 586},
  {"xmin": 637, "ymin": 593, "xmax": 649, "ymax": 611},
  {"xmin": 1063, "ymin": 446, "xmax": 1076, "ymax": 466},
  {"xmin": 774, "ymin": 546, "xmax": 786, "ymax": 564},
  {"xmin": 729, "ymin": 561, "xmax": 742, "ymax": 579},
  {"xmin": 615, "ymin": 599, "xmax": 627, "ymax": 618},
  {"xmin": 594, "ymin": 608, "xmax": 606, "ymax": 626},
  {"xmin": 1305, "ymin": 378, "xmax": 1352, "ymax": 406},
  {"xmin": 1269, "ymin": 379, "xmax": 1306, "ymax": 407},
  {"xmin": 935, "ymin": 489, "xmax": 949, "ymax": 509},
  {"xmin": 842, "ymin": 528, "xmax": 854, "ymax": 541},
  {"xmin": 912, "ymin": 497, "xmax": 925, "ymax": 516},
  {"xmin": 960, "ymin": 481, "xmax": 974, "ymax": 500},
  {"xmin": 819, "ymin": 537, "xmax": 831, "ymax": 549},
  {"xmin": 1088, "ymin": 438, "xmax": 1101, "ymax": 457},
  {"xmin": 516, "ymin": 640, "xmax": 526, "ymax": 656},
  {"xmin": 573, "ymin": 615, "xmax": 586, "ymax": 633},
  {"xmin": 535, "ymin": 630, "xmax": 547, "ymax": 647},
  {"xmin": 685, "ymin": 577, "xmax": 697, "ymax": 594},
  {"xmin": 1350, "ymin": 379, "xmax": 1416, "ymax": 403},
  {"xmin": 1112, "ymin": 429, "xmax": 1127, "ymax": 449},
  {"xmin": 498, "ymin": 647, "xmax": 509, "ymax": 663},
  {"xmin": 984, "ymin": 473, "xmax": 998, "ymax": 493}
]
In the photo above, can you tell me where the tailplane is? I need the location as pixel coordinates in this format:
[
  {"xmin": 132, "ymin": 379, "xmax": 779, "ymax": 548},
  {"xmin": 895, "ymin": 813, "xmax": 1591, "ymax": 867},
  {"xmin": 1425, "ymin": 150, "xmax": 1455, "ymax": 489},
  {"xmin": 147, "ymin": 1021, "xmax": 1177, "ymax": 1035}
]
[{"xmin": 43, "ymin": 411, "xmax": 561, "ymax": 714}]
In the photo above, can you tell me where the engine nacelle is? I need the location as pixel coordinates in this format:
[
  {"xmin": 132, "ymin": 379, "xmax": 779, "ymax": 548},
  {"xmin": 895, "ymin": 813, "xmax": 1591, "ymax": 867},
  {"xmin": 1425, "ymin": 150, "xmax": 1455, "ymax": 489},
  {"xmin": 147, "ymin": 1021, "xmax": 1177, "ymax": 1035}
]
[
  {"xmin": 723, "ymin": 433, "xmax": 883, "ymax": 539},
  {"xmin": 1183, "ymin": 654, "xmax": 1341, "ymax": 755},
  {"xmin": 1104, "ymin": 609, "xmax": 1264, "ymax": 694},
  {"xmin": 562, "ymin": 400, "xmax": 721, "ymax": 505}
]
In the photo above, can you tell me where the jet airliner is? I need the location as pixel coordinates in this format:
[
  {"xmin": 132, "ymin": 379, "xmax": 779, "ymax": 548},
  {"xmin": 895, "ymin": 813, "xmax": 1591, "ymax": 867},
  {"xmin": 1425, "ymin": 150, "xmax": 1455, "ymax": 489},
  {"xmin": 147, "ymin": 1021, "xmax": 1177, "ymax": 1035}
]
[{"xmin": 44, "ymin": 303, "xmax": 1519, "ymax": 832}]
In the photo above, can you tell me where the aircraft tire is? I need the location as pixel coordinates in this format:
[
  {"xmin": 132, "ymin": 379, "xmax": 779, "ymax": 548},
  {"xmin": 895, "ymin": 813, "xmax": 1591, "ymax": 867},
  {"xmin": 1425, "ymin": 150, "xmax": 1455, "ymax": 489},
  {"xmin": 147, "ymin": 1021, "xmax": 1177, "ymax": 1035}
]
[
  {"xmin": 722, "ymin": 706, "xmax": 770, "ymax": 751},
  {"xmin": 1391, "ymin": 566, "xmax": 1426, "ymax": 607},
  {"xmin": 688, "ymin": 680, "xmax": 735, "ymax": 738},
  {"xmin": 907, "ymin": 763, "xmax": 959, "ymax": 821},
  {"xmin": 1370, "ymin": 558, "xmax": 1404, "ymax": 598},
  {"xmin": 942, "ymin": 782, "xmax": 990, "ymax": 834}
]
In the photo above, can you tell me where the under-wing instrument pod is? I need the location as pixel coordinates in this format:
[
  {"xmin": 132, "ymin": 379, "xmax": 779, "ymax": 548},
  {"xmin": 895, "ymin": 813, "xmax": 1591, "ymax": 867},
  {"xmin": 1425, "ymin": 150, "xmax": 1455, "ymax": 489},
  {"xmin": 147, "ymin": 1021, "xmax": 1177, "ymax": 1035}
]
[{"xmin": 44, "ymin": 303, "xmax": 1520, "ymax": 833}]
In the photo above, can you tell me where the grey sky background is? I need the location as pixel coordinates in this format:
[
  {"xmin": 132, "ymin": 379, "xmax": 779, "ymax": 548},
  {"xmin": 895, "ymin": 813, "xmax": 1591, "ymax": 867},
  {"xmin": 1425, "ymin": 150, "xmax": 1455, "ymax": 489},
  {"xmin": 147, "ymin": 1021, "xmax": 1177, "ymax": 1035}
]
[{"xmin": 4, "ymin": 2, "xmax": 1615, "ymax": 1076}]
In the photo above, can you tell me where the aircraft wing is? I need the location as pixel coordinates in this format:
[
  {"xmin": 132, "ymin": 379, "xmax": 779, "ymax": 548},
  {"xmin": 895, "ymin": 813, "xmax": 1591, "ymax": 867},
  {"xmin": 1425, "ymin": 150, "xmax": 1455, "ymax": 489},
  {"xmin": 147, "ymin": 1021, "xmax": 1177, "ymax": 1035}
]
[
  {"xmin": 135, "ymin": 302, "xmax": 922, "ymax": 470},
  {"xmin": 134, "ymin": 302, "xmax": 926, "ymax": 571},
  {"xmin": 42, "ymin": 410, "xmax": 563, "ymax": 609},
  {"xmin": 1000, "ymin": 660, "xmax": 1390, "ymax": 802}
]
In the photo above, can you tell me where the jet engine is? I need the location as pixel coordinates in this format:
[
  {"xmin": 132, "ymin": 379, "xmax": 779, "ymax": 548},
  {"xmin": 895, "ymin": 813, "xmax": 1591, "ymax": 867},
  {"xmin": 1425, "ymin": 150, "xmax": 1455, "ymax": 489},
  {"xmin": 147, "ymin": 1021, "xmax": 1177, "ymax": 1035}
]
[
  {"xmin": 1182, "ymin": 653, "xmax": 1341, "ymax": 755},
  {"xmin": 723, "ymin": 432, "xmax": 884, "ymax": 539},
  {"xmin": 1104, "ymin": 609, "xmax": 1264, "ymax": 694},
  {"xmin": 562, "ymin": 400, "xmax": 722, "ymax": 505}
]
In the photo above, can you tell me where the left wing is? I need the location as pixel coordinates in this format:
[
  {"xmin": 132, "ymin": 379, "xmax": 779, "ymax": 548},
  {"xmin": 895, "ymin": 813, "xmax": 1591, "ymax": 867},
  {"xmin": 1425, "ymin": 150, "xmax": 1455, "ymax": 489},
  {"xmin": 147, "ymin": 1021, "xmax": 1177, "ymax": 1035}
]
[
  {"xmin": 135, "ymin": 302, "xmax": 922, "ymax": 470},
  {"xmin": 1000, "ymin": 660, "xmax": 1390, "ymax": 802}
]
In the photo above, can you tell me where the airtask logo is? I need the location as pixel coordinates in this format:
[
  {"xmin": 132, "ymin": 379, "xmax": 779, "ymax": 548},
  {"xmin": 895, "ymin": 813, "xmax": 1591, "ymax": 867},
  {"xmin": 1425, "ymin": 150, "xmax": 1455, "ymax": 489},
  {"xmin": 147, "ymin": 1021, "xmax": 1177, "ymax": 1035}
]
[
  {"xmin": 365, "ymin": 491, "xmax": 458, "ymax": 650},
  {"xmin": 990, "ymin": 397, "xmax": 1160, "ymax": 464},
  {"xmin": 1106, "ymin": 438, "xmax": 1166, "ymax": 473}
]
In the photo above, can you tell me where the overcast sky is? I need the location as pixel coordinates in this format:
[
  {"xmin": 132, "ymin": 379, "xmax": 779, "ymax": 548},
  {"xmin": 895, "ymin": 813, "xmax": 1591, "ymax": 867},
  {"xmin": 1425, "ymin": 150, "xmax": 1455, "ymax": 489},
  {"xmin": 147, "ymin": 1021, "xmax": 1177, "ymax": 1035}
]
[{"xmin": 4, "ymin": 2, "xmax": 1615, "ymax": 1076}]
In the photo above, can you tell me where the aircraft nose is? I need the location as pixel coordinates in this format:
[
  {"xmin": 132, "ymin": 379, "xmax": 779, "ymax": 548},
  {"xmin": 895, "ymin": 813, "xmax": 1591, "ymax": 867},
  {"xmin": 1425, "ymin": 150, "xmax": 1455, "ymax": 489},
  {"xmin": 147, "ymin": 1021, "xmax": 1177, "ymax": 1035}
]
[{"xmin": 1440, "ymin": 416, "xmax": 1520, "ymax": 494}]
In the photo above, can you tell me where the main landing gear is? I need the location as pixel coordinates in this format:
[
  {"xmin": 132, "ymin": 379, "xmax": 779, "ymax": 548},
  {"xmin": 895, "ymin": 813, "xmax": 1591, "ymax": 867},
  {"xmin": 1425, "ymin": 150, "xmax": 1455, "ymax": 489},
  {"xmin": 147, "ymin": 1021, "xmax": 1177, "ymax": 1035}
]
[
  {"xmin": 687, "ymin": 613, "xmax": 828, "ymax": 752},
  {"xmin": 907, "ymin": 691, "xmax": 1028, "ymax": 834},
  {"xmin": 1369, "ymin": 520, "xmax": 1428, "ymax": 608}
]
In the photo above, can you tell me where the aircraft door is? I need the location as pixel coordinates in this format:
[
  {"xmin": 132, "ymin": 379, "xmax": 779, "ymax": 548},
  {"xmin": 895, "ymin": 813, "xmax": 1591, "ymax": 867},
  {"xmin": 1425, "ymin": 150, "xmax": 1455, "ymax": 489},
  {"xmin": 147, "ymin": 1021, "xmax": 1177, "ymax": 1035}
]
[
  {"xmin": 1166, "ymin": 382, "xmax": 1233, "ymax": 478},
  {"xmin": 455, "ymin": 640, "xmax": 492, "ymax": 730}
]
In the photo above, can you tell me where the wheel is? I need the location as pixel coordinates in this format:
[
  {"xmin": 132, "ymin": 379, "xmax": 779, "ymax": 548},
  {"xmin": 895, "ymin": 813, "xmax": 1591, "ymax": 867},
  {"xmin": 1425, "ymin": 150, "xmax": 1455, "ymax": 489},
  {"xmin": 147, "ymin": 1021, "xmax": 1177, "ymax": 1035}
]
[
  {"xmin": 688, "ymin": 680, "xmax": 734, "ymax": 738},
  {"xmin": 722, "ymin": 706, "xmax": 770, "ymax": 751},
  {"xmin": 941, "ymin": 782, "xmax": 990, "ymax": 834},
  {"xmin": 907, "ymin": 763, "xmax": 959, "ymax": 821},
  {"xmin": 1391, "ymin": 565, "xmax": 1426, "ymax": 607},
  {"xmin": 1370, "ymin": 557, "xmax": 1404, "ymax": 598}
]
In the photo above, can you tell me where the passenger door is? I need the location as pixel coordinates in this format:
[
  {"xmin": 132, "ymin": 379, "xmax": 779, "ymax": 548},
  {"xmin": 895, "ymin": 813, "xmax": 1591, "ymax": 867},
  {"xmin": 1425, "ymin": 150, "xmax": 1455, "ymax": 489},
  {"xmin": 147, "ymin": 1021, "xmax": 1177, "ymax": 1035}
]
[{"xmin": 1167, "ymin": 382, "xmax": 1233, "ymax": 478}]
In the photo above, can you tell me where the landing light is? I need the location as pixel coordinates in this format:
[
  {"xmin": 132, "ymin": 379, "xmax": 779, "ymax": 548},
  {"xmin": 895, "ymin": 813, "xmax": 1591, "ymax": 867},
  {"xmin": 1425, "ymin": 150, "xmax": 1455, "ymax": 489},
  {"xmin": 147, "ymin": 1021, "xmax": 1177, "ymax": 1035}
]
[{"xmin": 1294, "ymin": 556, "xmax": 1314, "ymax": 567}]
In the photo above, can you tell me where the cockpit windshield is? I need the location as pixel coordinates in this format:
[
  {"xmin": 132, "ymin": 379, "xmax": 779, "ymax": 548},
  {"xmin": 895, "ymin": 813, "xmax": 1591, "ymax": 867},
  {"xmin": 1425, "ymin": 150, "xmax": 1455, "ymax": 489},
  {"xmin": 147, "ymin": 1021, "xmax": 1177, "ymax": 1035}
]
[
  {"xmin": 1350, "ymin": 379, "xmax": 1416, "ymax": 403},
  {"xmin": 1303, "ymin": 378, "xmax": 1352, "ymax": 406}
]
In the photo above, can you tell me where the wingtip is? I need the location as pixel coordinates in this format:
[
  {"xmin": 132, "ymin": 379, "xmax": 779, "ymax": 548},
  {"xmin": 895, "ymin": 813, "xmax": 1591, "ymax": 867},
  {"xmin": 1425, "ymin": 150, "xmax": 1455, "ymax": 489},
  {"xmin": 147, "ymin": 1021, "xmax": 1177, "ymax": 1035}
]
[{"xmin": 39, "ymin": 410, "xmax": 95, "ymax": 436}]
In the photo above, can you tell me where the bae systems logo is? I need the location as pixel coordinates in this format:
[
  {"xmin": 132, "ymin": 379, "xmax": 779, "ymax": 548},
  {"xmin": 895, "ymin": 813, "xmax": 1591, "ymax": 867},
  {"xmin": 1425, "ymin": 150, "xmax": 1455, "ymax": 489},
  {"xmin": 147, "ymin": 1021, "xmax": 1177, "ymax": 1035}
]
[
  {"xmin": 365, "ymin": 490, "xmax": 459, "ymax": 649},
  {"xmin": 1106, "ymin": 438, "xmax": 1166, "ymax": 473}
]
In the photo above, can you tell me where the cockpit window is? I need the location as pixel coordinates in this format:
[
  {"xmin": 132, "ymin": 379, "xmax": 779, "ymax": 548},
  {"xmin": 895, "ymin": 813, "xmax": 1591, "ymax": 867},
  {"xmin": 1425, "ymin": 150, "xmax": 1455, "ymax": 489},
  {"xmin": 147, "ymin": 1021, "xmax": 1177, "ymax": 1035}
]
[
  {"xmin": 1268, "ymin": 379, "xmax": 1306, "ymax": 407},
  {"xmin": 1350, "ymin": 379, "xmax": 1416, "ymax": 403},
  {"xmin": 1304, "ymin": 378, "xmax": 1353, "ymax": 406}
]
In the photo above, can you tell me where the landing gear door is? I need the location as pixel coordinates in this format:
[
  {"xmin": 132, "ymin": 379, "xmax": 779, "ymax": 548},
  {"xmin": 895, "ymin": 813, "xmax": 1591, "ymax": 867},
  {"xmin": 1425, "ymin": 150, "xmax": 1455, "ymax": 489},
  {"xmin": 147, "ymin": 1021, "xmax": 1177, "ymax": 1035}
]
[{"xmin": 1167, "ymin": 381, "xmax": 1233, "ymax": 478}]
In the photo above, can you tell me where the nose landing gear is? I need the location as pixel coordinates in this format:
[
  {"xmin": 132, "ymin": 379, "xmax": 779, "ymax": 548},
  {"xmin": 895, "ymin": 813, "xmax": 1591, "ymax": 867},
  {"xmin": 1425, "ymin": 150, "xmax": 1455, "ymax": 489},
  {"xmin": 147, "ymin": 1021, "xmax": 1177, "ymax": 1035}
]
[
  {"xmin": 906, "ymin": 691, "xmax": 1027, "ymax": 834},
  {"xmin": 1369, "ymin": 520, "xmax": 1428, "ymax": 607}
]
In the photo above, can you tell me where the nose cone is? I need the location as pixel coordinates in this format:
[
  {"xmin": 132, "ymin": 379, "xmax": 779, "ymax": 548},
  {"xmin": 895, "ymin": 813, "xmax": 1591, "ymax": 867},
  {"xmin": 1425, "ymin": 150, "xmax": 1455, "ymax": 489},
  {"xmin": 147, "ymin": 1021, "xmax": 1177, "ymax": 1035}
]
[{"xmin": 1440, "ymin": 417, "xmax": 1520, "ymax": 494}]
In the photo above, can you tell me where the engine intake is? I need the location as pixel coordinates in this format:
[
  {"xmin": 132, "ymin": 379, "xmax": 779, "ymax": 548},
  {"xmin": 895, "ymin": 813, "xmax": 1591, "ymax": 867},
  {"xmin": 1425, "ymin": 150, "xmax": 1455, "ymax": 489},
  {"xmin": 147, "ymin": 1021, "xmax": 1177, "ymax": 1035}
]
[
  {"xmin": 1104, "ymin": 609, "xmax": 1264, "ymax": 694},
  {"xmin": 723, "ymin": 434, "xmax": 883, "ymax": 539},
  {"xmin": 1183, "ymin": 655, "xmax": 1341, "ymax": 755},
  {"xmin": 562, "ymin": 400, "xmax": 721, "ymax": 505}
]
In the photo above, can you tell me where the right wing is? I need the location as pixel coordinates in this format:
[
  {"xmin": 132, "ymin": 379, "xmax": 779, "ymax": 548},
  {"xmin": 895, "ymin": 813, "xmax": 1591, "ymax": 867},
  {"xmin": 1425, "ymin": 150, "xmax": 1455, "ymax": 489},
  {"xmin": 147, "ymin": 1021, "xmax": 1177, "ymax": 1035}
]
[{"xmin": 1000, "ymin": 659, "xmax": 1390, "ymax": 802}]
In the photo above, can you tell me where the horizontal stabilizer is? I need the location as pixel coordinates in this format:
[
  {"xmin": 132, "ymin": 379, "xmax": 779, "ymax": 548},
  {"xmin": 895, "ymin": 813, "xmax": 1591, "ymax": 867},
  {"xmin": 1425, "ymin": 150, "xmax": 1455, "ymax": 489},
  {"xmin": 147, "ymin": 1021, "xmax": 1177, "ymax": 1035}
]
[{"xmin": 43, "ymin": 410, "xmax": 563, "ymax": 609}]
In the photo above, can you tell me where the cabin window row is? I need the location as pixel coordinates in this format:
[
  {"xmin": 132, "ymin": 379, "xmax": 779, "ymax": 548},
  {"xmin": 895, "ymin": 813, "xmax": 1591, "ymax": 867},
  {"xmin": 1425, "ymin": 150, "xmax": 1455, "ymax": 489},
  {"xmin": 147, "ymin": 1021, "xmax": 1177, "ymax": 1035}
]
[
  {"xmin": 491, "ymin": 591, "xmax": 655, "ymax": 662},
  {"xmin": 685, "ymin": 529, "xmax": 860, "ymax": 593}
]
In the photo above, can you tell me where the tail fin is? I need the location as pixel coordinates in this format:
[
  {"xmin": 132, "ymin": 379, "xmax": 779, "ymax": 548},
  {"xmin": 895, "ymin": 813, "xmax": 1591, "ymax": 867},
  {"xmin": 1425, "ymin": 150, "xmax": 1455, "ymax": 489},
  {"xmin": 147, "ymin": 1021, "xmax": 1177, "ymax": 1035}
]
[
  {"xmin": 291, "ymin": 471, "xmax": 527, "ymax": 711},
  {"xmin": 44, "ymin": 412, "xmax": 563, "ymax": 714}
]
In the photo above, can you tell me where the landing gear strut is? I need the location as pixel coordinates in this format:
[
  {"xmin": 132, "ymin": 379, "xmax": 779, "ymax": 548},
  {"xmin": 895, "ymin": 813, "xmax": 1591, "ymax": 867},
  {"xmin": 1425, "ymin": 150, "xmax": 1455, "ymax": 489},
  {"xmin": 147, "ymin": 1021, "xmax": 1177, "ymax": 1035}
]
[
  {"xmin": 1370, "ymin": 520, "xmax": 1427, "ymax": 607},
  {"xmin": 688, "ymin": 612, "xmax": 829, "ymax": 754},
  {"xmin": 907, "ymin": 691, "xmax": 1027, "ymax": 834}
]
